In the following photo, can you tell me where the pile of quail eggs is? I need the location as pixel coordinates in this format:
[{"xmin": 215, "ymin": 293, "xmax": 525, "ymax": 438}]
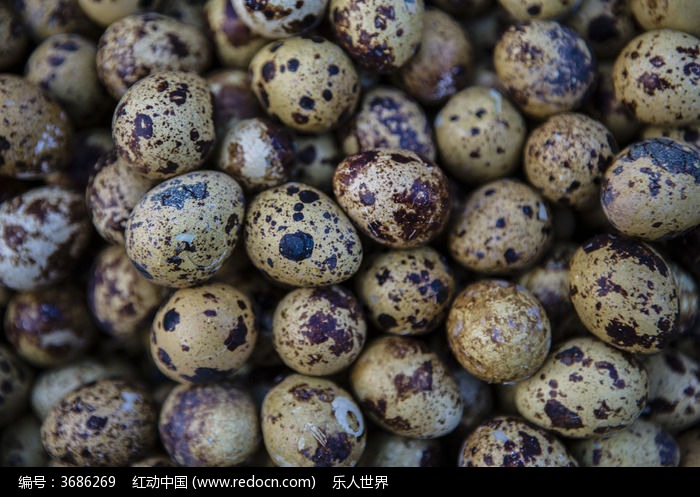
[{"xmin": 0, "ymin": 0, "xmax": 699, "ymax": 468}]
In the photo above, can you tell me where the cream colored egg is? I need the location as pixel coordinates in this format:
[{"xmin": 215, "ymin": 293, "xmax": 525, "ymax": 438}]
[
  {"xmin": 233, "ymin": 0, "xmax": 326, "ymax": 38},
  {"xmin": 78, "ymin": 0, "xmax": 163, "ymax": 27},
  {"xmin": 203, "ymin": 0, "xmax": 268, "ymax": 69},
  {"xmin": 630, "ymin": 0, "xmax": 700, "ymax": 38}
]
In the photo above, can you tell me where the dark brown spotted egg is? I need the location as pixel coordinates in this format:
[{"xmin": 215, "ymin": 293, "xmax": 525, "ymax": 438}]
[
  {"xmin": 249, "ymin": 35, "xmax": 360, "ymax": 133},
  {"xmin": 207, "ymin": 68, "xmax": 263, "ymax": 141},
  {"xmin": 124, "ymin": 170, "xmax": 245, "ymax": 288},
  {"xmin": 642, "ymin": 122, "xmax": 700, "ymax": 151},
  {"xmin": 47, "ymin": 127, "xmax": 114, "ymax": 192},
  {"xmin": 630, "ymin": 0, "xmax": 700, "ymax": 38},
  {"xmin": 447, "ymin": 279, "xmax": 551, "ymax": 384},
  {"xmin": 159, "ymin": 382, "xmax": 260, "ymax": 466},
  {"xmin": 333, "ymin": 149, "xmax": 451, "ymax": 249},
  {"xmin": 493, "ymin": 20, "xmax": 597, "ymax": 119},
  {"xmin": 392, "ymin": 7, "xmax": 472, "ymax": 107},
  {"xmin": 613, "ymin": 29, "xmax": 700, "ymax": 126},
  {"xmin": 498, "ymin": 0, "xmax": 578, "ymax": 20},
  {"xmin": 569, "ymin": 233, "xmax": 679, "ymax": 354},
  {"xmin": 524, "ymin": 112, "xmax": 618, "ymax": 211},
  {"xmin": 244, "ymin": 182, "xmax": 363, "ymax": 287},
  {"xmin": 150, "ymin": 282, "xmax": 257, "ymax": 384},
  {"xmin": 350, "ymin": 336, "xmax": 463, "ymax": 438},
  {"xmin": 233, "ymin": 0, "xmax": 326, "ymax": 38},
  {"xmin": 565, "ymin": 0, "xmax": 638, "ymax": 59},
  {"xmin": 641, "ymin": 349, "xmax": 700, "ymax": 433},
  {"xmin": 289, "ymin": 132, "xmax": 340, "ymax": 193},
  {"xmin": 0, "ymin": 185, "xmax": 92, "ymax": 291},
  {"xmin": 87, "ymin": 245, "xmax": 168, "ymax": 346},
  {"xmin": 458, "ymin": 415, "xmax": 578, "ymax": 467},
  {"xmin": 448, "ymin": 178, "xmax": 553, "ymax": 274},
  {"xmin": 96, "ymin": 12, "xmax": 212, "ymax": 99},
  {"xmin": 514, "ymin": 336, "xmax": 649, "ymax": 439},
  {"xmin": 86, "ymin": 151, "xmax": 156, "ymax": 246},
  {"xmin": 78, "ymin": 0, "xmax": 163, "ymax": 27},
  {"xmin": 355, "ymin": 246, "xmax": 456, "ymax": 336},
  {"xmin": 601, "ymin": 137, "xmax": 700, "ymax": 241},
  {"xmin": 24, "ymin": 33, "xmax": 114, "ymax": 128},
  {"xmin": 568, "ymin": 418, "xmax": 680, "ymax": 467},
  {"xmin": 203, "ymin": 0, "xmax": 268, "ymax": 69},
  {"xmin": 41, "ymin": 378, "xmax": 158, "ymax": 466},
  {"xmin": 0, "ymin": 3, "xmax": 29, "ymax": 71},
  {"xmin": 359, "ymin": 431, "xmax": 442, "ymax": 467},
  {"xmin": 261, "ymin": 373, "xmax": 366, "ymax": 467},
  {"xmin": 339, "ymin": 86, "xmax": 436, "ymax": 160},
  {"xmin": 16, "ymin": 0, "xmax": 100, "ymax": 42},
  {"xmin": 272, "ymin": 285, "xmax": 366, "ymax": 375},
  {"xmin": 434, "ymin": 86, "xmax": 527, "ymax": 186},
  {"xmin": 112, "ymin": 71, "xmax": 215, "ymax": 180},
  {"xmin": 218, "ymin": 117, "xmax": 295, "ymax": 192},
  {"xmin": 5, "ymin": 285, "xmax": 96, "ymax": 368},
  {"xmin": 0, "ymin": 345, "xmax": 32, "ymax": 427},
  {"xmin": 0, "ymin": 415, "xmax": 48, "ymax": 467},
  {"xmin": 0, "ymin": 74, "xmax": 74, "ymax": 180},
  {"xmin": 329, "ymin": 0, "xmax": 424, "ymax": 74}
]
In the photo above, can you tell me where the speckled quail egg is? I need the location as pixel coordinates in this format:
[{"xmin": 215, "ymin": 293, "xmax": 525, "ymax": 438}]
[
  {"xmin": 517, "ymin": 242, "xmax": 585, "ymax": 344},
  {"xmin": 494, "ymin": 20, "xmax": 597, "ymax": 119},
  {"xmin": 207, "ymin": 69, "xmax": 263, "ymax": 140},
  {"xmin": 41, "ymin": 378, "xmax": 158, "ymax": 467},
  {"xmin": 125, "ymin": 170, "xmax": 245, "ymax": 288},
  {"xmin": 78, "ymin": 0, "xmax": 163, "ymax": 27},
  {"xmin": 583, "ymin": 61, "xmax": 642, "ymax": 147},
  {"xmin": 642, "ymin": 122, "xmax": 700, "ymax": 151},
  {"xmin": 355, "ymin": 246, "xmax": 456, "ymax": 335},
  {"xmin": 566, "ymin": 0, "xmax": 638, "ymax": 59},
  {"xmin": 289, "ymin": 132, "xmax": 340, "ymax": 193},
  {"xmin": 630, "ymin": 0, "xmax": 700, "ymax": 38},
  {"xmin": 0, "ymin": 345, "xmax": 32, "ymax": 427},
  {"xmin": 515, "ymin": 336, "xmax": 649, "ymax": 439},
  {"xmin": 0, "ymin": 74, "xmax": 74, "ymax": 180},
  {"xmin": 569, "ymin": 233, "xmax": 679, "ymax": 353},
  {"xmin": 668, "ymin": 261, "xmax": 699, "ymax": 335},
  {"xmin": 203, "ymin": 0, "xmax": 267, "ymax": 69},
  {"xmin": 329, "ymin": 0, "xmax": 424, "ymax": 73},
  {"xmin": 678, "ymin": 426, "xmax": 700, "ymax": 467},
  {"xmin": 30, "ymin": 357, "xmax": 126, "ymax": 420},
  {"xmin": 392, "ymin": 7, "xmax": 472, "ymax": 107},
  {"xmin": 96, "ymin": 12, "xmax": 212, "ymax": 99},
  {"xmin": 358, "ymin": 430, "xmax": 442, "ymax": 467},
  {"xmin": 601, "ymin": 137, "xmax": 700, "ymax": 241},
  {"xmin": 272, "ymin": 285, "xmax": 366, "ymax": 376},
  {"xmin": 4, "ymin": 285, "xmax": 96, "ymax": 368},
  {"xmin": 448, "ymin": 178, "xmax": 553, "ymax": 274},
  {"xmin": 249, "ymin": 35, "xmax": 360, "ymax": 133},
  {"xmin": 244, "ymin": 182, "xmax": 363, "ymax": 287},
  {"xmin": 86, "ymin": 151, "xmax": 156, "ymax": 246},
  {"xmin": 159, "ymin": 381, "xmax": 260, "ymax": 466},
  {"xmin": 498, "ymin": 0, "xmax": 578, "ymax": 20},
  {"xmin": 640, "ymin": 349, "xmax": 700, "ymax": 433},
  {"xmin": 87, "ymin": 244, "xmax": 168, "ymax": 345},
  {"xmin": 151, "ymin": 282, "xmax": 257, "ymax": 383},
  {"xmin": 160, "ymin": 0, "xmax": 208, "ymax": 28},
  {"xmin": 261, "ymin": 373, "xmax": 366, "ymax": 467},
  {"xmin": 333, "ymin": 149, "xmax": 451, "ymax": 249},
  {"xmin": 435, "ymin": 86, "xmax": 526, "ymax": 186},
  {"xmin": 340, "ymin": 86, "xmax": 436, "ymax": 160},
  {"xmin": 0, "ymin": 185, "xmax": 92, "ymax": 291},
  {"xmin": 458, "ymin": 415, "xmax": 578, "ymax": 467},
  {"xmin": 0, "ymin": 3, "xmax": 29, "ymax": 70},
  {"xmin": 350, "ymin": 335, "xmax": 463, "ymax": 439},
  {"xmin": 524, "ymin": 112, "xmax": 618, "ymax": 210},
  {"xmin": 25, "ymin": 33, "xmax": 114, "ymax": 128},
  {"xmin": 569, "ymin": 418, "xmax": 680, "ymax": 467},
  {"xmin": 112, "ymin": 71, "xmax": 216, "ymax": 180},
  {"xmin": 233, "ymin": 0, "xmax": 326, "ymax": 38},
  {"xmin": 47, "ymin": 127, "xmax": 114, "ymax": 192},
  {"xmin": 613, "ymin": 29, "xmax": 700, "ymax": 126},
  {"xmin": 15, "ymin": 0, "xmax": 100, "ymax": 42},
  {"xmin": 218, "ymin": 117, "xmax": 295, "ymax": 192},
  {"xmin": 0, "ymin": 415, "xmax": 48, "ymax": 467},
  {"xmin": 447, "ymin": 279, "xmax": 551, "ymax": 384}
]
